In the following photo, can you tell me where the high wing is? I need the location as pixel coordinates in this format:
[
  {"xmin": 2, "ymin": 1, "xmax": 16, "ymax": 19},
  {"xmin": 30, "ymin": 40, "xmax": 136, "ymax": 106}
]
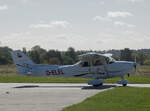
[{"xmin": 78, "ymin": 52, "xmax": 113, "ymax": 65}]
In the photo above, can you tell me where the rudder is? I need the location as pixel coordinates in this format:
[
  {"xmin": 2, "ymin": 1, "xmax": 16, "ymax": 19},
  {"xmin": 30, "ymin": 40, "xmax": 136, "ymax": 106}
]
[{"xmin": 10, "ymin": 50, "xmax": 35, "ymax": 74}]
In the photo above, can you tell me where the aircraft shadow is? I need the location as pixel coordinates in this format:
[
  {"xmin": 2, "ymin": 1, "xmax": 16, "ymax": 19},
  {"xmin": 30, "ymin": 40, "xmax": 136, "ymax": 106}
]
[
  {"xmin": 82, "ymin": 85, "xmax": 116, "ymax": 90},
  {"xmin": 14, "ymin": 85, "xmax": 85, "ymax": 88},
  {"xmin": 14, "ymin": 85, "xmax": 39, "ymax": 88},
  {"xmin": 14, "ymin": 84, "xmax": 116, "ymax": 90}
]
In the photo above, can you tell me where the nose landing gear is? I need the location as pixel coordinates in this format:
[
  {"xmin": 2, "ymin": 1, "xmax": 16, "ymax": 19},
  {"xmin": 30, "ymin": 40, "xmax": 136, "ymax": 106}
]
[{"xmin": 117, "ymin": 76, "xmax": 128, "ymax": 86}]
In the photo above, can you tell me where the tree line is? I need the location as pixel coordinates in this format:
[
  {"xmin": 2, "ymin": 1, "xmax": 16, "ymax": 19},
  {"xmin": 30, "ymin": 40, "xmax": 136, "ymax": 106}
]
[{"xmin": 0, "ymin": 45, "xmax": 150, "ymax": 65}]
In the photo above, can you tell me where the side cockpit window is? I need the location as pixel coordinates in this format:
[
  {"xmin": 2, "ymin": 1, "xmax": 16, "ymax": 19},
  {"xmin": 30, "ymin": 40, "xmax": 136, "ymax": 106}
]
[
  {"xmin": 81, "ymin": 61, "xmax": 89, "ymax": 67},
  {"xmin": 94, "ymin": 60, "xmax": 104, "ymax": 66},
  {"xmin": 93, "ymin": 57, "xmax": 115, "ymax": 66}
]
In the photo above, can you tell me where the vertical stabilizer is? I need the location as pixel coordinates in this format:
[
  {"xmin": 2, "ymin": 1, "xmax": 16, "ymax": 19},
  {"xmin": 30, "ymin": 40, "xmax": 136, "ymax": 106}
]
[{"xmin": 10, "ymin": 50, "xmax": 35, "ymax": 74}]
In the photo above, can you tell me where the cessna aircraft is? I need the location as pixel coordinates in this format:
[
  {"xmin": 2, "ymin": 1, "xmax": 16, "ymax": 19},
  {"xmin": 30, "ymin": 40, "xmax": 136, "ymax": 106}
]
[{"xmin": 10, "ymin": 50, "xmax": 137, "ymax": 86}]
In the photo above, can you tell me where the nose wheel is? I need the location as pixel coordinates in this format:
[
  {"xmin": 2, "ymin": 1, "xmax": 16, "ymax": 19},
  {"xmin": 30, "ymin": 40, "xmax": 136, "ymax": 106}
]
[
  {"xmin": 117, "ymin": 76, "xmax": 128, "ymax": 86},
  {"xmin": 117, "ymin": 80, "xmax": 128, "ymax": 86}
]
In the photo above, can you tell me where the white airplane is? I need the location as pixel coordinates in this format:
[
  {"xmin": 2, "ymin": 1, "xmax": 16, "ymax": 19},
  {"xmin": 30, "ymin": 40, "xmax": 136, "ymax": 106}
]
[{"xmin": 10, "ymin": 50, "xmax": 137, "ymax": 87}]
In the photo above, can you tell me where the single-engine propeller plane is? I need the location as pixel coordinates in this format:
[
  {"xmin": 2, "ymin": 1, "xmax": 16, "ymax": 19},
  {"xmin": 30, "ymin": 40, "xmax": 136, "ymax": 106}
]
[{"xmin": 10, "ymin": 50, "xmax": 137, "ymax": 86}]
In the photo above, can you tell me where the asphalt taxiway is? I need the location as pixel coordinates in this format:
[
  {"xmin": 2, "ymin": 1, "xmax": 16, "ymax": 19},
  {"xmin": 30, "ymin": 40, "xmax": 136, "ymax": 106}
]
[
  {"xmin": 0, "ymin": 83, "xmax": 114, "ymax": 111},
  {"xmin": 0, "ymin": 83, "xmax": 150, "ymax": 111}
]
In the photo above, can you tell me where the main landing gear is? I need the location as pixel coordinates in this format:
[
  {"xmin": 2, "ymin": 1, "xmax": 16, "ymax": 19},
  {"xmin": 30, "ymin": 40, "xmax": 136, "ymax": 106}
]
[{"xmin": 88, "ymin": 79, "xmax": 104, "ymax": 87}]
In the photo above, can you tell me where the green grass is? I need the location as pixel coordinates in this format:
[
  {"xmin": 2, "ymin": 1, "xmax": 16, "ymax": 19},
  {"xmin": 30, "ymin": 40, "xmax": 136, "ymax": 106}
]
[
  {"xmin": 62, "ymin": 87, "xmax": 150, "ymax": 111},
  {"xmin": 0, "ymin": 75, "xmax": 90, "ymax": 83},
  {"xmin": 0, "ymin": 75, "xmax": 150, "ymax": 83},
  {"xmin": 106, "ymin": 75, "xmax": 150, "ymax": 84}
]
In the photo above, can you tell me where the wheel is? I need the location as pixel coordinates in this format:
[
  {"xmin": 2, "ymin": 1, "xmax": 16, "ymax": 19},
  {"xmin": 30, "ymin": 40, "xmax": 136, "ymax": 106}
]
[
  {"xmin": 123, "ymin": 84, "xmax": 127, "ymax": 87},
  {"xmin": 93, "ymin": 83, "xmax": 103, "ymax": 87},
  {"xmin": 117, "ymin": 80, "xmax": 128, "ymax": 86}
]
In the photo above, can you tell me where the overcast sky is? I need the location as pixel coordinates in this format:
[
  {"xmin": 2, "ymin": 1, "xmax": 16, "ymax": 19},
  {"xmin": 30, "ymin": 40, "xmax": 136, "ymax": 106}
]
[{"xmin": 0, "ymin": 0, "xmax": 150, "ymax": 50}]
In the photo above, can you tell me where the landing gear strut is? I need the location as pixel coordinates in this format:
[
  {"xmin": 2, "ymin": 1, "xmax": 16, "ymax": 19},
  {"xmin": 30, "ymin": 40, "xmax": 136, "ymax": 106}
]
[{"xmin": 88, "ymin": 79, "xmax": 104, "ymax": 87}]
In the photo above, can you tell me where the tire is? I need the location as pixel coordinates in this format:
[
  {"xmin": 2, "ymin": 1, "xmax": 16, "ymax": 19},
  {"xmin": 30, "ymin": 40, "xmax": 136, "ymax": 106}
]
[
  {"xmin": 123, "ymin": 84, "xmax": 127, "ymax": 87},
  {"xmin": 93, "ymin": 83, "xmax": 103, "ymax": 87}
]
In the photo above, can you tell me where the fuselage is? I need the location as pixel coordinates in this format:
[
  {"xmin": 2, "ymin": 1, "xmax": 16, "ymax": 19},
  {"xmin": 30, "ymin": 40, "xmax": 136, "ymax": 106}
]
[{"xmin": 28, "ymin": 61, "xmax": 136, "ymax": 79}]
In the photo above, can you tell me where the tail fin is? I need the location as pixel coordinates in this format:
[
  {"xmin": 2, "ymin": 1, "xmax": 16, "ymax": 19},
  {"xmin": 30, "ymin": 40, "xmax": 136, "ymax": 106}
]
[{"xmin": 10, "ymin": 50, "xmax": 35, "ymax": 74}]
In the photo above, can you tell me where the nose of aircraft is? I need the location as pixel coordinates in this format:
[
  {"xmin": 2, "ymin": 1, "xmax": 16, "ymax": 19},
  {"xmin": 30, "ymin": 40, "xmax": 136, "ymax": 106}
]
[{"xmin": 121, "ymin": 61, "xmax": 137, "ymax": 74}]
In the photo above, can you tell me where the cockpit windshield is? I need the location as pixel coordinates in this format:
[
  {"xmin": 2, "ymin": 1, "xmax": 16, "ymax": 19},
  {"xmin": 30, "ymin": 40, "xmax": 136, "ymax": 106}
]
[{"xmin": 74, "ymin": 56, "xmax": 115, "ymax": 66}]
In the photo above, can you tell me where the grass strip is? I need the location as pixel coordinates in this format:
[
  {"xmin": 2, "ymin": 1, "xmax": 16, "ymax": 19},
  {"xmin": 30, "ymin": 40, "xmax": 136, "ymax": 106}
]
[
  {"xmin": 62, "ymin": 87, "xmax": 150, "ymax": 111},
  {"xmin": 0, "ymin": 75, "xmax": 150, "ymax": 83}
]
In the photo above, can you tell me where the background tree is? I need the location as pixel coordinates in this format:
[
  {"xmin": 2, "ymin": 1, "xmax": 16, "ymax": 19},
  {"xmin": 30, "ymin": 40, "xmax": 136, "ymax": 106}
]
[
  {"xmin": 28, "ymin": 50, "xmax": 40, "ymax": 64},
  {"xmin": 137, "ymin": 52, "xmax": 146, "ymax": 65},
  {"xmin": 120, "ymin": 48, "xmax": 133, "ymax": 61},
  {"xmin": 28, "ymin": 45, "xmax": 47, "ymax": 64},
  {"xmin": 0, "ymin": 47, "xmax": 12, "ymax": 64},
  {"xmin": 22, "ymin": 47, "xmax": 27, "ymax": 54},
  {"xmin": 65, "ymin": 47, "xmax": 77, "ymax": 63},
  {"xmin": 43, "ymin": 50, "xmax": 62, "ymax": 64},
  {"xmin": 48, "ymin": 57, "xmax": 60, "ymax": 65},
  {"xmin": 62, "ymin": 55, "xmax": 74, "ymax": 65},
  {"xmin": 1, "ymin": 45, "xmax": 150, "ymax": 66}
]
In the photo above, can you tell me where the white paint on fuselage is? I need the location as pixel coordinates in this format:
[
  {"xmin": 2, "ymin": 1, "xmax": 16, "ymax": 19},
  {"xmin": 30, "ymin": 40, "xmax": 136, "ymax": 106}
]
[{"xmin": 30, "ymin": 61, "xmax": 135, "ymax": 80}]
